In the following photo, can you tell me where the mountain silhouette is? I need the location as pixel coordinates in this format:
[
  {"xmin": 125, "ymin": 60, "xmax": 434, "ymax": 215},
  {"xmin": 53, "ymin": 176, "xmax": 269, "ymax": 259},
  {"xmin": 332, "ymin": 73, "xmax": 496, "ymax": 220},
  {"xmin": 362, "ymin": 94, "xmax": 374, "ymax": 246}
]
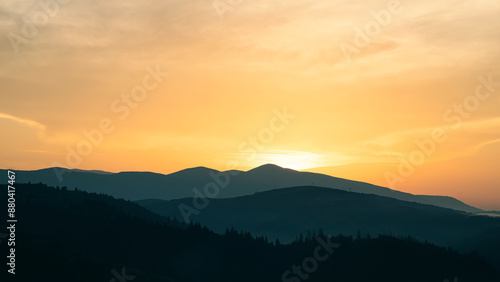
[{"xmin": 6, "ymin": 164, "xmax": 482, "ymax": 213}]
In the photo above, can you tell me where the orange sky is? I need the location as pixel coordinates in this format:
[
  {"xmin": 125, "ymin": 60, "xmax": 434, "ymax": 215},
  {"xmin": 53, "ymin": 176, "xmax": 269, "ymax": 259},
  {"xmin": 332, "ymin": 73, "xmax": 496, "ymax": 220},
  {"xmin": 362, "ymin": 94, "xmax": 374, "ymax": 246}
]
[{"xmin": 1, "ymin": 0, "xmax": 499, "ymax": 210}]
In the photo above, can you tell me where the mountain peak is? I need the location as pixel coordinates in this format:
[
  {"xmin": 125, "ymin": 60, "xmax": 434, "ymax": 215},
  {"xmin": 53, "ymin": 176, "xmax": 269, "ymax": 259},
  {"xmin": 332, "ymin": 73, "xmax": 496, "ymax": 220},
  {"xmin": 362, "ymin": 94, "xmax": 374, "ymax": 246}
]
[
  {"xmin": 247, "ymin": 163, "xmax": 286, "ymax": 172},
  {"xmin": 171, "ymin": 166, "xmax": 219, "ymax": 176}
]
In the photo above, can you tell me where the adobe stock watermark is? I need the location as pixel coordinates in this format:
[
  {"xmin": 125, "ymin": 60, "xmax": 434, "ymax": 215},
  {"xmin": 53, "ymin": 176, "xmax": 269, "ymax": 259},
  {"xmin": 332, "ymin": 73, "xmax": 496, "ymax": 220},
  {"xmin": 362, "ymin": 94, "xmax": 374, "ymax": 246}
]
[
  {"xmin": 385, "ymin": 73, "xmax": 500, "ymax": 188},
  {"xmin": 212, "ymin": 0, "xmax": 244, "ymax": 21},
  {"xmin": 339, "ymin": 0, "xmax": 405, "ymax": 63},
  {"xmin": 178, "ymin": 106, "xmax": 296, "ymax": 223},
  {"xmin": 7, "ymin": 0, "xmax": 71, "ymax": 53},
  {"xmin": 109, "ymin": 266, "xmax": 135, "ymax": 282},
  {"xmin": 282, "ymin": 236, "xmax": 341, "ymax": 282},
  {"xmin": 52, "ymin": 65, "xmax": 169, "ymax": 182}
]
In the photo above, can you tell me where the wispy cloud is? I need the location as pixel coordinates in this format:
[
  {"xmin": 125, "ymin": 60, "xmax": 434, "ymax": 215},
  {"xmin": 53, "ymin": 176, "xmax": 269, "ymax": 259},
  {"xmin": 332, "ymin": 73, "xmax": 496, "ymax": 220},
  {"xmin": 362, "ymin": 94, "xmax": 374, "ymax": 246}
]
[
  {"xmin": 360, "ymin": 117, "xmax": 500, "ymax": 162},
  {"xmin": 0, "ymin": 112, "xmax": 45, "ymax": 130}
]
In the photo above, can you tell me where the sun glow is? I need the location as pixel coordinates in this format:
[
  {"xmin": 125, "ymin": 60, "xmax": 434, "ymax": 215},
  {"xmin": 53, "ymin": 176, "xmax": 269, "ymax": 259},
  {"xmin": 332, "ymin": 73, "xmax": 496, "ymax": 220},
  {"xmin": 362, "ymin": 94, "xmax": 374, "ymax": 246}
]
[{"xmin": 247, "ymin": 150, "xmax": 327, "ymax": 170}]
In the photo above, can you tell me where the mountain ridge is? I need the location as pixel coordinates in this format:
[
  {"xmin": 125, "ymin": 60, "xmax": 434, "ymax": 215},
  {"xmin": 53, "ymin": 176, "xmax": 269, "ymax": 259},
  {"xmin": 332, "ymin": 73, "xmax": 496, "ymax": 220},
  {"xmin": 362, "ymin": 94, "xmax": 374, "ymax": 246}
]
[
  {"xmin": 3, "ymin": 164, "xmax": 482, "ymax": 213},
  {"xmin": 136, "ymin": 185, "xmax": 500, "ymax": 268}
]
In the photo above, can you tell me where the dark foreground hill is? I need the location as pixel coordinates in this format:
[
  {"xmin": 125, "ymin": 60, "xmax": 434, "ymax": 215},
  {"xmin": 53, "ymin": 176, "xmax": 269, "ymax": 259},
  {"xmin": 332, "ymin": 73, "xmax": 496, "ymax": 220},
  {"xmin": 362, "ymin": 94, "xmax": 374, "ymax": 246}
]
[
  {"xmin": 0, "ymin": 183, "xmax": 498, "ymax": 282},
  {"xmin": 137, "ymin": 186, "xmax": 500, "ymax": 268}
]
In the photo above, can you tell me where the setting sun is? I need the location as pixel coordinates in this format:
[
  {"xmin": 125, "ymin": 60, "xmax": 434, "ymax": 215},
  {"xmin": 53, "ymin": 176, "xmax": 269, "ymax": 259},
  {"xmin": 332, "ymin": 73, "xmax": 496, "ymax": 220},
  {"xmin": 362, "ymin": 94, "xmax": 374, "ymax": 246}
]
[{"xmin": 246, "ymin": 150, "xmax": 327, "ymax": 170}]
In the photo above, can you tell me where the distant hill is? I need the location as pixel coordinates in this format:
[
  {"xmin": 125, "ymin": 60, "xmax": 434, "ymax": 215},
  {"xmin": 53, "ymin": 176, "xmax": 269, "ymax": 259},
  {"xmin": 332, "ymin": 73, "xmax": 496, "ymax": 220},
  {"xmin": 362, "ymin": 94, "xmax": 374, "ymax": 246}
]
[
  {"xmin": 477, "ymin": 211, "xmax": 500, "ymax": 217},
  {"xmin": 137, "ymin": 186, "xmax": 500, "ymax": 268},
  {"xmin": 5, "ymin": 164, "xmax": 482, "ymax": 213},
  {"xmin": 1, "ymin": 183, "xmax": 498, "ymax": 282}
]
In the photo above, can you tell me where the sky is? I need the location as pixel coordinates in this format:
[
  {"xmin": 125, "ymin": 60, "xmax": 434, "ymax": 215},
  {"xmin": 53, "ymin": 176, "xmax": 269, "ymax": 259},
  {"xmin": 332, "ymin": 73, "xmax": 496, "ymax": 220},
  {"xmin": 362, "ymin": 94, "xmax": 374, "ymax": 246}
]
[{"xmin": 1, "ymin": 0, "xmax": 499, "ymax": 209}]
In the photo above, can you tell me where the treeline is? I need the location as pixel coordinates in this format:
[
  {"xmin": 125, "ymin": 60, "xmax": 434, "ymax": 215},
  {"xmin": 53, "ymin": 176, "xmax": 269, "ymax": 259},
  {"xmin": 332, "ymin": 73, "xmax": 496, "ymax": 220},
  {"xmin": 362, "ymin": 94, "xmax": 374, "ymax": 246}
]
[{"xmin": 0, "ymin": 183, "xmax": 498, "ymax": 282}]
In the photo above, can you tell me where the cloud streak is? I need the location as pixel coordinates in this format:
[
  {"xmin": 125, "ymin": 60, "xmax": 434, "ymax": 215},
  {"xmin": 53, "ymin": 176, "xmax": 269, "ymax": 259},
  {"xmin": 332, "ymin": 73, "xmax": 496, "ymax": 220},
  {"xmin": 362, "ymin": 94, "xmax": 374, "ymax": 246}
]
[{"xmin": 0, "ymin": 112, "xmax": 45, "ymax": 130}]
